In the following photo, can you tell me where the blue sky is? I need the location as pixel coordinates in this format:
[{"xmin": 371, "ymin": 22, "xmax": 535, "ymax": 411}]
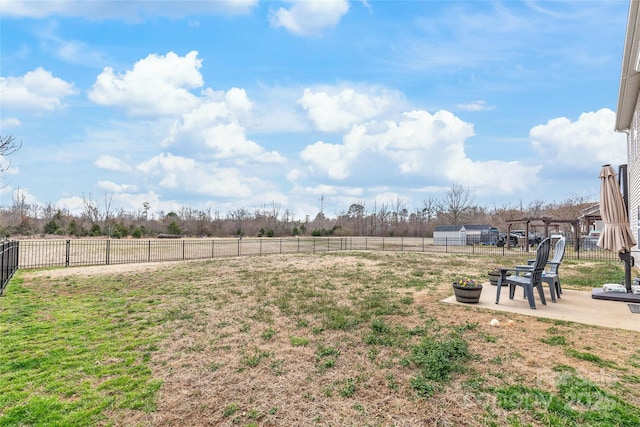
[{"xmin": 0, "ymin": 0, "xmax": 631, "ymax": 220}]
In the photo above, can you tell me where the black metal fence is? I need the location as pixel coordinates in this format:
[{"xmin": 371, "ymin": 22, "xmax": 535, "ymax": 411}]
[
  {"xmin": 1, "ymin": 240, "xmax": 19, "ymax": 295},
  {"xmin": 16, "ymin": 236, "xmax": 619, "ymax": 270}
]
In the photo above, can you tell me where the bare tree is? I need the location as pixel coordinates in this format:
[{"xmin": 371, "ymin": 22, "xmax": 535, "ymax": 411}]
[
  {"xmin": 81, "ymin": 194, "xmax": 101, "ymax": 223},
  {"xmin": 12, "ymin": 187, "xmax": 29, "ymax": 216},
  {"xmin": 527, "ymin": 199, "xmax": 546, "ymax": 218},
  {"xmin": 421, "ymin": 197, "xmax": 438, "ymax": 224},
  {"xmin": 377, "ymin": 203, "xmax": 390, "ymax": 236},
  {"xmin": 103, "ymin": 192, "xmax": 114, "ymax": 223},
  {"xmin": 1, "ymin": 134, "xmax": 22, "ymax": 188},
  {"xmin": 438, "ymin": 183, "xmax": 476, "ymax": 225},
  {"xmin": 391, "ymin": 197, "xmax": 407, "ymax": 235}
]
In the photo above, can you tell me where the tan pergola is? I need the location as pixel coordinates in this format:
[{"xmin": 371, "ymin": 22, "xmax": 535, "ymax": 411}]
[{"xmin": 506, "ymin": 217, "xmax": 580, "ymax": 252}]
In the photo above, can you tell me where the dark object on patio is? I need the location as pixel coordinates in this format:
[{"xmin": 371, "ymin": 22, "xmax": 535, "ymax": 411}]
[
  {"xmin": 495, "ymin": 238, "xmax": 551, "ymax": 309},
  {"xmin": 593, "ymin": 164, "xmax": 640, "ymax": 303}
]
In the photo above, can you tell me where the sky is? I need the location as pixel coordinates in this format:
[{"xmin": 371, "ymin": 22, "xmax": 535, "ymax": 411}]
[{"xmin": 0, "ymin": 0, "xmax": 632, "ymax": 221}]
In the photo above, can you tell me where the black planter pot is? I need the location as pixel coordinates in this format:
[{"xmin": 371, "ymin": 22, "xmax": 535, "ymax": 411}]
[{"xmin": 452, "ymin": 283, "xmax": 483, "ymax": 303}]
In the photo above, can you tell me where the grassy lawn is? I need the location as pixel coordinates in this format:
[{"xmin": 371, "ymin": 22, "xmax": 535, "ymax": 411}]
[{"xmin": 1, "ymin": 251, "xmax": 639, "ymax": 426}]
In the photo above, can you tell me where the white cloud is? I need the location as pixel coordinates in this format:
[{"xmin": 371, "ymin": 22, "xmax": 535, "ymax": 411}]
[
  {"xmin": 269, "ymin": 0, "xmax": 349, "ymax": 36},
  {"xmin": 302, "ymin": 109, "xmax": 475, "ymax": 178},
  {"xmin": 0, "ymin": 0, "xmax": 257, "ymax": 20},
  {"xmin": 287, "ymin": 168, "xmax": 303, "ymax": 181},
  {"xmin": 0, "ymin": 117, "xmax": 21, "ymax": 129},
  {"xmin": 94, "ymin": 155, "xmax": 132, "ymax": 172},
  {"xmin": 137, "ymin": 153, "xmax": 259, "ymax": 198},
  {"xmin": 97, "ymin": 181, "xmax": 137, "ymax": 193},
  {"xmin": 56, "ymin": 195, "xmax": 86, "ymax": 215},
  {"xmin": 88, "ymin": 51, "xmax": 203, "ymax": 116},
  {"xmin": 163, "ymin": 89, "xmax": 285, "ymax": 163},
  {"xmin": 300, "ymin": 108, "xmax": 540, "ymax": 196},
  {"xmin": 37, "ymin": 22, "xmax": 111, "ymax": 67},
  {"xmin": 300, "ymin": 140, "xmax": 348, "ymax": 179},
  {"xmin": 530, "ymin": 108, "xmax": 626, "ymax": 170},
  {"xmin": 0, "ymin": 67, "xmax": 77, "ymax": 111},
  {"xmin": 299, "ymin": 87, "xmax": 400, "ymax": 132},
  {"xmin": 456, "ymin": 100, "xmax": 494, "ymax": 111}
]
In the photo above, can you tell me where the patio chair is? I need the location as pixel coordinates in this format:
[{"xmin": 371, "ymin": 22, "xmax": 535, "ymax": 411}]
[
  {"xmin": 495, "ymin": 238, "xmax": 551, "ymax": 309},
  {"xmin": 514, "ymin": 236, "xmax": 565, "ymax": 302}
]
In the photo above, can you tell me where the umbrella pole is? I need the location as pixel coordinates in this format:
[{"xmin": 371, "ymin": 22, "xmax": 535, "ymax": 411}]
[{"xmin": 621, "ymin": 251, "xmax": 632, "ymax": 292}]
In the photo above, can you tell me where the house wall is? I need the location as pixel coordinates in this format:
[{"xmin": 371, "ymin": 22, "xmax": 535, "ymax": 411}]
[{"xmin": 627, "ymin": 95, "xmax": 640, "ymax": 260}]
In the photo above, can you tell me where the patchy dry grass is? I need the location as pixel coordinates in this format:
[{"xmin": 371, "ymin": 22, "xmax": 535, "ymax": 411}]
[{"xmin": 2, "ymin": 251, "xmax": 639, "ymax": 426}]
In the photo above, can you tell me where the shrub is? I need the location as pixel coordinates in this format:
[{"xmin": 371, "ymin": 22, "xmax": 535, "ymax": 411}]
[
  {"xmin": 167, "ymin": 221, "xmax": 182, "ymax": 235},
  {"xmin": 43, "ymin": 220, "xmax": 59, "ymax": 234}
]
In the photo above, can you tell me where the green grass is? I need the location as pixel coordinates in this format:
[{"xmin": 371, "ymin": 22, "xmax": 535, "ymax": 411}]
[
  {"xmin": 495, "ymin": 374, "xmax": 640, "ymax": 426},
  {"xmin": 562, "ymin": 261, "xmax": 626, "ymax": 289},
  {"xmin": 0, "ymin": 277, "xmax": 164, "ymax": 426}
]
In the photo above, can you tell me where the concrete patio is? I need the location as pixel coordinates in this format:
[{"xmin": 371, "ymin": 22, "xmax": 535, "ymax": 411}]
[{"xmin": 443, "ymin": 282, "xmax": 640, "ymax": 333}]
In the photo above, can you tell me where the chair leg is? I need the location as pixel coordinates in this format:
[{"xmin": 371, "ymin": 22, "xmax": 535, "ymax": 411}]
[
  {"xmin": 496, "ymin": 278, "xmax": 502, "ymax": 304},
  {"xmin": 542, "ymin": 276, "xmax": 556, "ymax": 303},
  {"xmin": 535, "ymin": 283, "xmax": 547, "ymax": 306},
  {"xmin": 524, "ymin": 284, "xmax": 537, "ymax": 309}
]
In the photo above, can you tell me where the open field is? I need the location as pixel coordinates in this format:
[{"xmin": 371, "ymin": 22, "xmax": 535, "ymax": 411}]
[
  {"xmin": 1, "ymin": 251, "xmax": 639, "ymax": 426},
  {"xmin": 16, "ymin": 236, "xmax": 618, "ymax": 270}
]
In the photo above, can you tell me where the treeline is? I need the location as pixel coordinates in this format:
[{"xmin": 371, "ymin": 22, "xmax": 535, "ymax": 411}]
[{"xmin": 0, "ymin": 185, "xmax": 593, "ymax": 239}]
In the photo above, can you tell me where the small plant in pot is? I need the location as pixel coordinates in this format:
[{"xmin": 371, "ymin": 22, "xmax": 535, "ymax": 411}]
[
  {"xmin": 452, "ymin": 278, "xmax": 483, "ymax": 304},
  {"xmin": 488, "ymin": 268, "xmax": 510, "ymax": 286}
]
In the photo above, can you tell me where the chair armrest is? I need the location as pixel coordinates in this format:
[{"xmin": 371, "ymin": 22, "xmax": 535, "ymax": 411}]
[
  {"xmin": 514, "ymin": 265, "xmax": 533, "ymax": 276},
  {"xmin": 527, "ymin": 259, "xmax": 535, "ymax": 265}
]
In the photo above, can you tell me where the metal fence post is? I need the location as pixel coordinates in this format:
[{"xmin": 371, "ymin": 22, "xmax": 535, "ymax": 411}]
[{"xmin": 66, "ymin": 240, "xmax": 71, "ymax": 267}]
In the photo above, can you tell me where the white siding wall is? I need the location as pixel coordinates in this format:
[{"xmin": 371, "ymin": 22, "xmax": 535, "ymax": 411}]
[
  {"xmin": 628, "ymin": 96, "xmax": 640, "ymax": 260},
  {"xmin": 433, "ymin": 230, "xmax": 466, "ymax": 246}
]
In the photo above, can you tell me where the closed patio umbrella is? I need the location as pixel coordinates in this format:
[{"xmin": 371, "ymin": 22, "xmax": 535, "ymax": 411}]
[{"xmin": 597, "ymin": 164, "xmax": 637, "ymax": 291}]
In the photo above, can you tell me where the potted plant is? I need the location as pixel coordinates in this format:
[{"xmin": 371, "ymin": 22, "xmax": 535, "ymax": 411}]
[
  {"xmin": 452, "ymin": 278, "xmax": 483, "ymax": 303},
  {"xmin": 488, "ymin": 268, "xmax": 510, "ymax": 286}
]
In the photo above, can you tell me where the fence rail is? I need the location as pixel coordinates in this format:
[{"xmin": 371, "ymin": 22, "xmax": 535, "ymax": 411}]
[
  {"xmin": 1, "ymin": 240, "xmax": 19, "ymax": 295},
  {"xmin": 15, "ymin": 236, "xmax": 619, "ymax": 270}
]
